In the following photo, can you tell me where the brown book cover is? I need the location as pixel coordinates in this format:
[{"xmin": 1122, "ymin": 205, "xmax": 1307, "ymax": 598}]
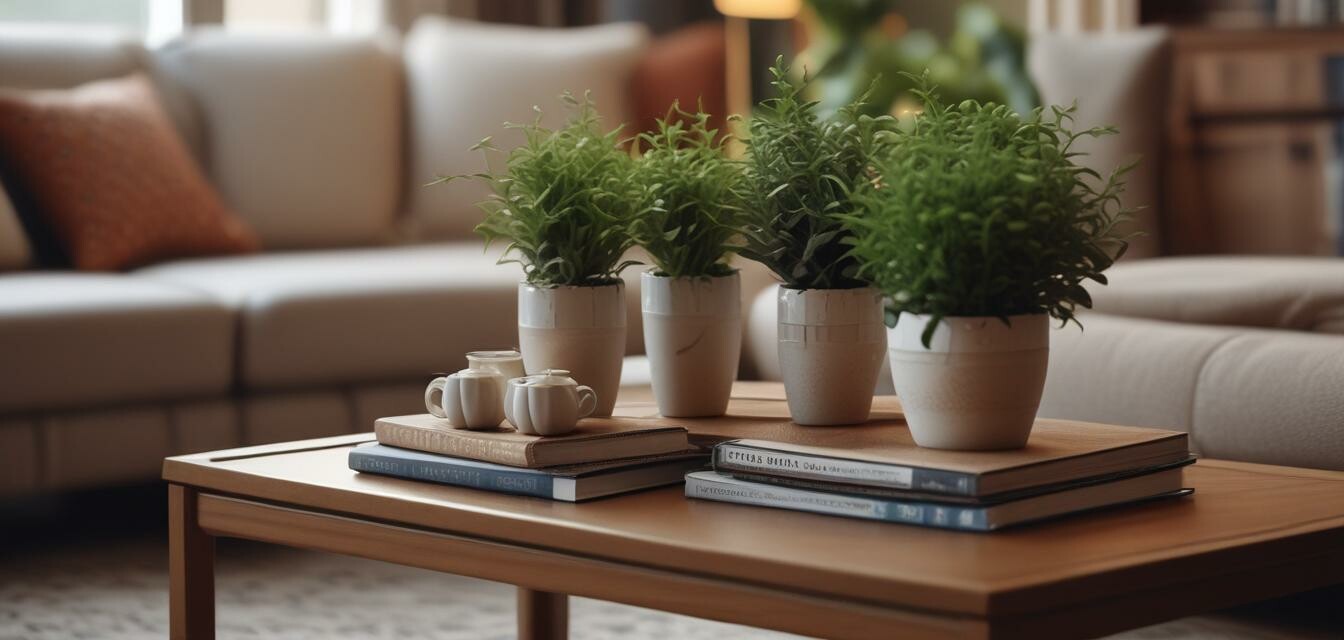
[
  {"xmin": 608, "ymin": 393, "xmax": 1187, "ymax": 497},
  {"xmin": 373, "ymin": 414, "xmax": 690, "ymax": 468},
  {"xmin": 712, "ymin": 420, "xmax": 1190, "ymax": 497}
]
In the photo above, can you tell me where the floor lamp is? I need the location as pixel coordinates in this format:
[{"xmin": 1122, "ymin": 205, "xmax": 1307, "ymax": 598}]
[{"xmin": 714, "ymin": 0, "xmax": 801, "ymax": 133}]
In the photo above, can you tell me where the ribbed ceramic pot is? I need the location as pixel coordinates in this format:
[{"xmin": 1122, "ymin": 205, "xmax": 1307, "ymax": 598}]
[
  {"xmin": 641, "ymin": 271, "xmax": 741, "ymax": 417},
  {"xmin": 517, "ymin": 282, "xmax": 626, "ymax": 417},
  {"xmin": 777, "ymin": 287, "xmax": 886, "ymax": 426},
  {"xmin": 888, "ymin": 312, "xmax": 1049, "ymax": 450}
]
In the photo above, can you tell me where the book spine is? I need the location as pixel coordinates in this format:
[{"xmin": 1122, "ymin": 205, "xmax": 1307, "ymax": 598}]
[
  {"xmin": 375, "ymin": 422, "xmax": 532, "ymax": 467},
  {"xmin": 714, "ymin": 445, "xmax": 978, "ymax": 496},
  {"xmin": 685, "ymin": 474, "xmax": 989, "ymax": 532},
  {"xmin": 349, "ymin": 450, "xmax": 554, "ymax": 499}
]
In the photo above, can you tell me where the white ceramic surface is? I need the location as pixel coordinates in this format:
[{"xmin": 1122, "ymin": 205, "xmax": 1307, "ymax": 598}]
[
  {"xmin": 888, "ymin": 312, "xmax": 1049, "ymax": 450},
  {"xmin": 424, "ymin": 368, "xmax": 506, "ymax": 430},
  {"xmin": 518, "ymin": 282, "xmax": 625, "ymax": 416},
  {"xmin": 776, "ymin": 287, "xmax": 886, "ymax": 426},
  {"xmin": 504, "ymin": 369, "xmax": 598, "ymax": 436},
  {"xmin": 641, "ymin": 271, "xmax": 741, "ymax": 417},
  {"xmin": 466, "ymin": 349, "xmax": 525, "ymax": 400}
]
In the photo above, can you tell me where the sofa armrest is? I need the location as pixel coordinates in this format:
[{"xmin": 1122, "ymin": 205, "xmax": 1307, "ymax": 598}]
[
  {"xmin": 1043, "ymin": 313, "xmax": 1344, "ymax": 471},
  {"xmin": 1089, "ymin": 256, "xmax": 1344, "ymax": 334}
]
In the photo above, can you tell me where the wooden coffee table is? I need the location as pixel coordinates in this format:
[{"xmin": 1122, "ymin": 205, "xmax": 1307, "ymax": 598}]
[{"xmin": 163, "ymin": 383, "xmax": 1344, "ymax": 640}]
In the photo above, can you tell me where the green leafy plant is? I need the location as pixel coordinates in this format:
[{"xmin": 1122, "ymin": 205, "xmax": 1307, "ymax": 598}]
[
  {"xmin": 436, "ymin": 92, "xmax": 638, "ymax": 287},
  {"xmin": 844, "ymin": 73, "xmax": 1134, "ymax": 346},
  {"xmin": 628, "ymin": 104, "xmax": 744, "ymax": 279},
  {"xmin": 738, "ymin": 56, "xmax": 896, "ymax": 290}
]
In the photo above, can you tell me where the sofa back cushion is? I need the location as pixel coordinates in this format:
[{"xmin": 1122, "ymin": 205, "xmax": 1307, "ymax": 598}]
[
  {"xmin": 1029, "ymin": 28, "xmax": 1169, "ymax": 259},
  {"xmin": 402, "ymin": 16, "xmax": 649, "ymax": 240},
  {"xmin": 156, "ymin": 30, "xmax": 402, "ymax": 249}
]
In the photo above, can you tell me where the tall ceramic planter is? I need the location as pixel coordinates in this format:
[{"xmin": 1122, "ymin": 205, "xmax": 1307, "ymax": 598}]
[
  {"xmin": 641, "ymin": 271, "xmax": 741, "ymax": 417},
  {"xmin": 518, "ymin": 282, "xmax": 626, "ymax": 417},
  {"xmin": 888, "ymin": 312, "xmax": 1049, "ymax": 450},
  {"xmin": 777, "ymin": 287, "xmax": 886, "ymax": 425}
]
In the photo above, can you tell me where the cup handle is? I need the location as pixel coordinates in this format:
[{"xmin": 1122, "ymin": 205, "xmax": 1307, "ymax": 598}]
[
  {"xmin": 424, "ymin": 377, "xmax": 448, "ymax": 419},
  {"xmin": 575, "ymin": 385, "xmax": 597, "ymax": 419}
]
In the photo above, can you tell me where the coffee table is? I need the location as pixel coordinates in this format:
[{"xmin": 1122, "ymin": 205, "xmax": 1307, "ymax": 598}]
[{"xmin": 163, "ymin": 383, "xmax": 1344, "ymax": 640}]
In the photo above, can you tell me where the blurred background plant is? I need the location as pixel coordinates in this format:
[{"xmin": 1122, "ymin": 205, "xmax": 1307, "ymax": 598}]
[{"xmin": 795, "ymin": 0, "xmax": 1039, "ymax": 119}]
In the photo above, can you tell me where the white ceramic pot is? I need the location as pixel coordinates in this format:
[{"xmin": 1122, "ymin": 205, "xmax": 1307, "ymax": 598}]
[
  {"xmin": 777, "ymin": 287, "xmax": 886, "ymax": 426},
  {"xmin": 641, "ymin": 271, "xmax": 741, "ymax": 417},
  {"xmin": 888, "ymin": 312, "xmax": 1049, "ymax": 450},
  {"xmin": 504, "ymin": 370, "xmax": 598, "ymax": 436},
  {"xmin": 424, "ymin": 368, "xmax": 507, "ymax": 430},
  {"xmin": 517, "ymin": 282, "xmax": 626, "ymax": 416}
]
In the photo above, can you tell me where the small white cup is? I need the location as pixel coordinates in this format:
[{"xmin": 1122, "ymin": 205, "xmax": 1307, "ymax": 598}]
[
  {"xmin": 503, "ymin": 369, "xmax": 597, "ymax": 437},
  {"xmin": 467, "ymin": 349, "xmax": 525, "ymax": 400},
  {"xmin": 425, "ymin": 368, "xmax": 506, "ymax": 430}
]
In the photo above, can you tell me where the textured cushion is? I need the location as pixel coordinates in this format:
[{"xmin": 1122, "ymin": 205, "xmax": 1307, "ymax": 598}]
[
  {"xmin": 0, "ymin": 74, "xmax": 259, "ymax": 270},
  {"xmin": 1041, "ymin": 313, "xmax": 1344, "ymax": 471},
  {"xmin": 1088, "ymin": 256, "xmax": 1344, "ymax": 333},
  {"xmin": 402, "ymin": 16, "xmax": 649, "ymax": 239},
  {"xmin": 0, "ymin": 273, "xmax": 235, "ymax": 412},
  {"xmin": 1029, "ymin": 28, "xmax": 1169, "ymax": 259},
  {"xmin": 629, "ymin": 21, "xmax": 726, "ymax": 136},
  {"xmin": 0, "ymin": 26, "xmax": 150, "ymax": 271},
  {"xmin": 0, "ymin": 185, "xmax": 30, "ymax": 271},
  {"xmin": 155, "ymin": 30, "xmax": 402, "ymax": 248}
]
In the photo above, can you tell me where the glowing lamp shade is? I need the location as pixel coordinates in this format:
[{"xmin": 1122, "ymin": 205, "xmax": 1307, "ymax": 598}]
[{"xmin": 714, "ymin": 0, "xmax": 801, "ymax": 20}]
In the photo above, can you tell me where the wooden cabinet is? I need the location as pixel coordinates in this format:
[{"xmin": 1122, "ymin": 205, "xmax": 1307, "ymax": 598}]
[{"xmin": 1165, "ymin": 29, "xmax": 1344, "ymax": 255}]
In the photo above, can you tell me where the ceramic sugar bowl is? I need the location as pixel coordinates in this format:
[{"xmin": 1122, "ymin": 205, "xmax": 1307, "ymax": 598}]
[
  {"xmin": 425, "ymin": 368, "xmax": 507, "ymax": 430},
  {"xmin": 504, "ymin": 369, "xmax": 598, "ymax": 437}
]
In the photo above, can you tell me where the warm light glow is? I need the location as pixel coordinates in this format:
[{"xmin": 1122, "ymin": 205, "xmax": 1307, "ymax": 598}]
[{"xmin": 714, "ymin": 0, "xmax": 801, "ymax": 20}]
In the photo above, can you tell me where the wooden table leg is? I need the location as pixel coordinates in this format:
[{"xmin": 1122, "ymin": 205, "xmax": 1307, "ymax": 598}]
[
  {"xmin": 169, "ymin": 484, "xmax": 215, "ymax": 640},
  {"xmin": 518, "ymin": 587, "xmax": 568, "ymax": 640}
]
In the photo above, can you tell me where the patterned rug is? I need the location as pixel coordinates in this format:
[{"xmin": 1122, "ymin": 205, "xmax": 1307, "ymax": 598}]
[{"xmin": 1, "ymin": 486, "xmax": 1339, "ymax": 639}]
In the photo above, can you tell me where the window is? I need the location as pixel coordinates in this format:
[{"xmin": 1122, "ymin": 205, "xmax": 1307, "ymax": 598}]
[{"xmin": 0, "ymin": 0, "xmax": 183, "ymax": 44}]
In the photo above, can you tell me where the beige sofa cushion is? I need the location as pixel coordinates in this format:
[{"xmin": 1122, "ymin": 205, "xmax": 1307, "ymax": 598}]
[
  {"xmin": 137, "ymin": 244, "xmax": 530, "ymax": 388},
  {"xmin": 0, "ymin": 273, "xmax": 235, "ymax": 412},
  {"xmin": 0, "ymin": 25, "xmax": 144, "ymax": 89},
  {"xmin": 155, "ymin": 30, "xmax": 402, "ymax": 249},
  {"xmin": 1089, "ymin": 256, "xmax": 1344, "ymax": 333},
  {"xmin": 1040, "ymin": 314, "xmax": 1233, "ymax": 432},
  {"xmin": 1029, "ymin": 28, "xmax": 1169, "ymax": 259},
  {"xmin": 0, "ymin": 186, "xmax": 30, "ymax": 271},
  {"xmin": 1041, "ymin": 313, "xmax": 1344, "ymax": 470},
  {"xmin": 401, "ymin": 16, "xmax": 649, "ymax": 240}
]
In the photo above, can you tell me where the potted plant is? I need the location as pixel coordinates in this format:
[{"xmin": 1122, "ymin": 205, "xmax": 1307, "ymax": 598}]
[
  {"xmin": 445, "ymin": 93, "xmax": 637, "ymax": 417},
  {"xmin": 737, "ymin": 58, "xmax": 894, "ymax": 426},
  {"xmin": 629, "ymin": 105, "xmax": 744, "ymax": 417},
  {"xmin": 845, "ymin": 76, "xmax": 1133, "ymax": 450}
]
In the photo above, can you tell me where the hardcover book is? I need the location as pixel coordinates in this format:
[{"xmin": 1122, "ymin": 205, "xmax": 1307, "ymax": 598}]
[
  {"xmin": 375, "ymin": 414, "xmax": 690, "ymax": 468},
  {"xmin": 712, "ymin": 420, "xmax": 1189, "ymax": 497},
  {"xmin": 350, "ymin": 443, "xmax": 708, "ymax": 501},
  {"xmin": 685, "ymin": 467, "xmax": 1192, "ymax": 531}
]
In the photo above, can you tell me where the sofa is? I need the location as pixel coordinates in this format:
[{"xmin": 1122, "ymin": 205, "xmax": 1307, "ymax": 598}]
[
  {"xmin": 0, "ymin": 18, "xmax": 773, "ymax": 496},
  {"xmin": 4, "ymin": 20, "xmax": 1343, "ymax": 503}
]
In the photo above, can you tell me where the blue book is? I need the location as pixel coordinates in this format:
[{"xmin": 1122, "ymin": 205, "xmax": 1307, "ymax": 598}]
[
  {"xmin": 685, "ymin": 468, "xmax": 1192, "ymax": 532},
  {"xmin": 349, "ymin": 443, "xmax": 707, "ymax": 502}
]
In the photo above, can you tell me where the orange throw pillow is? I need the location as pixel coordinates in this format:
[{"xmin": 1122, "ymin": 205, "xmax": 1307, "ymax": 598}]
[{"xmin": 0, "ymin": 73, "xmax": 258, "ymax": 270}]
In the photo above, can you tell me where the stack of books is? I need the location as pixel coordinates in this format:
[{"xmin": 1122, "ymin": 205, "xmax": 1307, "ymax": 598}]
[
  {"xmin": 686, "ymin": 419, "xmax": 1195, "ymax": 531},
  {"xmin": 349, "ymin": 414, "xmax": 707, "ymax": 501}
]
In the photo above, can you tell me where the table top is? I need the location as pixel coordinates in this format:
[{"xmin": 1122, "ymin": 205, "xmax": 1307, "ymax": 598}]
[{"xmin": 163, "ymin": 382, "xmax": 1344, "ymax": 619}]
